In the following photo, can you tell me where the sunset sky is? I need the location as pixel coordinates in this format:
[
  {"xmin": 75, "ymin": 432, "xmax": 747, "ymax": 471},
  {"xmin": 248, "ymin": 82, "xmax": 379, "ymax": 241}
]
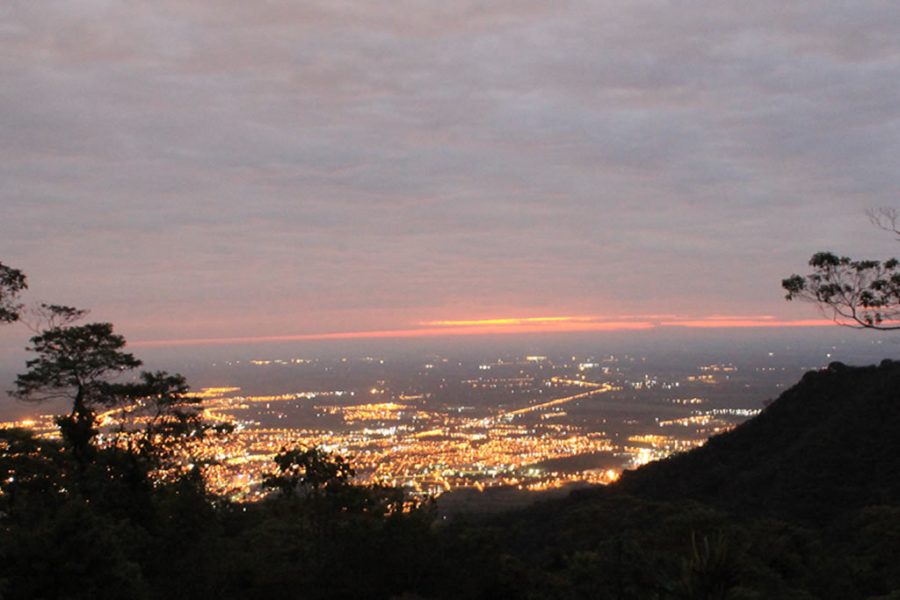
[{"xmin": 3, "ymin": 2, "xmax": 900, "ymax": 350}]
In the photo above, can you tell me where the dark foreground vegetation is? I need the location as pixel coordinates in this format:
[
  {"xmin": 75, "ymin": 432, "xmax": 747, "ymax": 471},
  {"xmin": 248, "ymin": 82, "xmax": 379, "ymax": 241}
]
[{"xmin": 1, "ymin": 360, "xmax": 899, "ymax": 599}]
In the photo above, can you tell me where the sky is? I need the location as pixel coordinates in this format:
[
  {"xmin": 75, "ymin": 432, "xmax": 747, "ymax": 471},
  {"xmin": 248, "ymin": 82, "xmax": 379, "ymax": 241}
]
[{"xmin": 3, "ymin": 1, "xmax": 900, "ymax": 352}]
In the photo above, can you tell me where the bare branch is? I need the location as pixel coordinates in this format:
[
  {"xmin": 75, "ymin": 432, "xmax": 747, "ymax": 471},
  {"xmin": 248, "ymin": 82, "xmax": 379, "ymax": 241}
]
[
  {"xmin": 22, "ymin": 303, "xmax": 89, "ymax": 333},
  {"xmin": 867, "ymin": 207, "xmax": 900, "ymax": 238}
]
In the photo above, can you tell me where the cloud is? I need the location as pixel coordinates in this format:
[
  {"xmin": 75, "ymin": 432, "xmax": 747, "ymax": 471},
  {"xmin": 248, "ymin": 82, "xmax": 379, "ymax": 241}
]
[{"xmin": 2, "ymin": 2, "xmax": 899, "ymax": 341}]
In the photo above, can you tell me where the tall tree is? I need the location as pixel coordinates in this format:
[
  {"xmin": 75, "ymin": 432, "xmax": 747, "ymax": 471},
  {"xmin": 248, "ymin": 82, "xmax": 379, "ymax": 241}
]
[
  {"xmin": 0, "ymin": 261, "xmax": 27, "ymax": 323},
  {"xmin": 11, "ymin": 313, "xmax": 142, "ymax": 462}
]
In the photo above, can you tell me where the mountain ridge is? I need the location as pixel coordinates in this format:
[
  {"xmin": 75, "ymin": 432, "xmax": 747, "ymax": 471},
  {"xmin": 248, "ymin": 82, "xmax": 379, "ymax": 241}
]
[{"xmin": 614, "ymin": 359, "xmax": 900, "ymax": 523}]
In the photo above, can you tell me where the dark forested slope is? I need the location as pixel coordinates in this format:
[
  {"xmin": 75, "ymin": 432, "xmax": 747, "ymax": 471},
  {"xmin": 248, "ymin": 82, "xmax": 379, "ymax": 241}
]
[
  {"xmin": 616, "ymin": 360, "xmax": 900, "ymax": 523},
  {"xmin": 424, "ymin": 361, "xmax": 900, "ymax": 599}
]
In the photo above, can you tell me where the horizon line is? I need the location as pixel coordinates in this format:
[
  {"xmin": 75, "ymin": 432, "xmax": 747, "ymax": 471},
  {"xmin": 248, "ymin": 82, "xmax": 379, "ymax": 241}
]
[{"xmin": 129, "ymin": 317, "xmax": 836, "ymax": 348}]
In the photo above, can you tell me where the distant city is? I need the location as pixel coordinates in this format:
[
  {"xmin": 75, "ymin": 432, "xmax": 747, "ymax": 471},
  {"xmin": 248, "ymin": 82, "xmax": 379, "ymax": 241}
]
[{"xmin": 5, "ymin": 329, "xmax": 894, "ymax": 502}]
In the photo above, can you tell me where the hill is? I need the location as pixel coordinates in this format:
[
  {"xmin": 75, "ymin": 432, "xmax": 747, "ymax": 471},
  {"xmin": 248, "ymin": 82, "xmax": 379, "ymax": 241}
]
[
  {"xmin": 616, "ymin": 359, "xmax": 900, "ymax": 523},
  {"xmin": 423, "ymin": 361, "xmax": 900, "ymax": 599}
]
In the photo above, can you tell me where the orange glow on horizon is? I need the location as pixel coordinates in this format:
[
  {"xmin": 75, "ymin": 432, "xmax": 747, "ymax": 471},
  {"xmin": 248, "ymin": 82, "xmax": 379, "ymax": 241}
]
[
  {"xmin": 661, "ymin": 318, "xmax": 834, "ymax": 328},
  {"xmin": 423, "ymin": 316, "xmax": 597, "ymax": 327},
  {"xmin": 130, "ymin": 315, "xmax": 839, "ymax": 348}
]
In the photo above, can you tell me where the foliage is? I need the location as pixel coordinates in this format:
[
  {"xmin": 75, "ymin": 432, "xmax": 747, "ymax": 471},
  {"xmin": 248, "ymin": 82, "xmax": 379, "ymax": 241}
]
[
  {"xmin": 264, "ymin": 445, "xmax": 355, "ymax": 498},
  {"xmin": 12, "ymin": 319, "xmax": 142, "ymax": 405},
  {"xmin": 678, "ymin": 531, "xmax": 741, "ymax": 600},
  {"xmin": 783, "ymin": 208, "xmax": 900, "ymax": 330},
  {"xmin": 102, "ymin": 370, "xmax": 211, "ymax": 470},
  {"xmin": 0, "ymin": 429, "xmax": 70, "ymax": 516},
  {"xmin": 10, "ymin": 316, "xmax": 142, "ymax": 461},
  {"xmin": 2, "ymin": 500, "xmax": 149, "ymax": 599},
  {"xmin": 30, "ymin": 302, "xmax": 89, "ymax": 329},
  {"xmin": 783, "ymin": 252, "xmax": 900, "ymax": 329},
  {"xmin": 0, "ymin": 262, "xmax": 26, "ymax": 324}
]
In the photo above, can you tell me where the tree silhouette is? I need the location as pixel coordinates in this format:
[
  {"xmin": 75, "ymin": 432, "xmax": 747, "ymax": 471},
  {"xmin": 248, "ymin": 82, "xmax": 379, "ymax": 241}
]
[
  {"xmin": 264, "ymin": 446, "xmax": 355, "ymax": 498},
  {"xmin": 783, "ymin": 209, "xmax": 900, "ymax": 330},
  {"xmin": 102, "ymin": 370, "xmax": 211, "ymax": 471},
  {"xmin": 11, "ymin": 311, "xmax": 142, "ymax": 463},
  {"xmin": 0, "ymin": 261, "xmax": 27, "ymax": 323}
]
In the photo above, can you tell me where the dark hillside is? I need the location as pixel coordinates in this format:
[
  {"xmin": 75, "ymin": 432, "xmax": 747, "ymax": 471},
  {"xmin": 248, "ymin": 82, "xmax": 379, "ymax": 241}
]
[
  {"xmin": 422, "ymin": 361, "xmax": 900, "ymax": 599},
  {"xmin": 617, "ymin": 360, "xmax": 900, "ymax": 523}
]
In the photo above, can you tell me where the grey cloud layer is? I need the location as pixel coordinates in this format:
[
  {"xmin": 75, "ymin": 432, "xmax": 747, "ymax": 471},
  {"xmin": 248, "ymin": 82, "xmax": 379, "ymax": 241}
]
[{"xmin": 2, "ymin": 1, "xmax": 899, "ymax": 337}]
